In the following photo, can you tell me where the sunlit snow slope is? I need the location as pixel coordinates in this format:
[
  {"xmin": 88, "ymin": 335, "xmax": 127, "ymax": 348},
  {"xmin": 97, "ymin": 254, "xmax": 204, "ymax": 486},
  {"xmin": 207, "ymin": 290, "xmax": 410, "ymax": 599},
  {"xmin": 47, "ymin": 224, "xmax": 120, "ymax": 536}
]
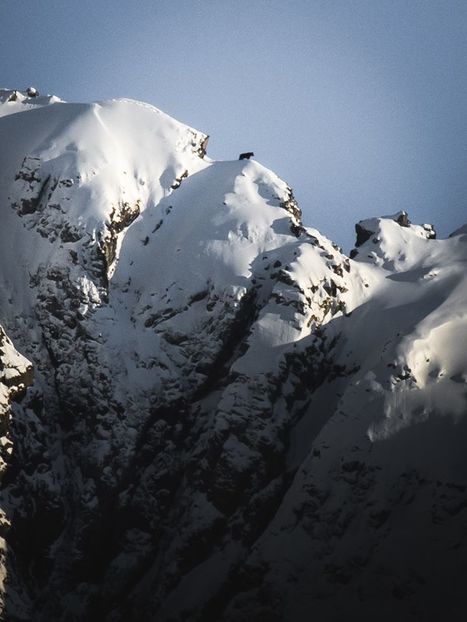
[{"xmin": 0, "ymin": 88, "xmax": 466, "ymax": 622}]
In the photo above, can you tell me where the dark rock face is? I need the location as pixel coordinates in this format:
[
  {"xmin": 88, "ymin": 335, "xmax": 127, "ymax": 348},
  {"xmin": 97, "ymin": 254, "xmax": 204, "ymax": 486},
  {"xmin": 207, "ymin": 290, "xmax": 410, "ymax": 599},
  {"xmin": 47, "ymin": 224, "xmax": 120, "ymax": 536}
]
[
  {"xmin": 354, "ymin": 222, "xmax": 374, "ymax": 247},
  {"xmin": 395, "ymin": 210, "xmax": 410, "ymax": 227}
]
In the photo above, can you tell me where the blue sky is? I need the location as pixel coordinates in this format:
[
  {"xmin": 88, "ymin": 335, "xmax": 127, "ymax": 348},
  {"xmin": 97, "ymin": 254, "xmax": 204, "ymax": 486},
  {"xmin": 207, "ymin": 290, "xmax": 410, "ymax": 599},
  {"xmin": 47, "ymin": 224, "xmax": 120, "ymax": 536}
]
[{"xmin": 1, "ymin": 0, "xmax": 467, "ymax": 249}]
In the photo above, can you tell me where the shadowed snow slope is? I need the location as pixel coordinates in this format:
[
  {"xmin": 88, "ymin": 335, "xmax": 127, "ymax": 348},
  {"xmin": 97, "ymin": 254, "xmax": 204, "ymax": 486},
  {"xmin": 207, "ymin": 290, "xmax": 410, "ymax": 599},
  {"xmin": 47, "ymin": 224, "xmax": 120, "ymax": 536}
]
[{"xmin": 0, "ymin": 90, "xmax": 466, "ymax": 621}]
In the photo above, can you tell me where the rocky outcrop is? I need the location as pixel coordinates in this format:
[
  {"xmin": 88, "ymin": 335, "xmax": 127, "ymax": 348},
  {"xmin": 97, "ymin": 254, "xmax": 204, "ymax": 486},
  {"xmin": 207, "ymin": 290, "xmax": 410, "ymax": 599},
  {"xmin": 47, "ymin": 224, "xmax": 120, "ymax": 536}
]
[
  {"xmin": 0, "ymin": 327, "xmax": 33, "ymax": 618},
  {"xmin": 0, "ymin": 327, "xmax": 33, "ymax": 470}
]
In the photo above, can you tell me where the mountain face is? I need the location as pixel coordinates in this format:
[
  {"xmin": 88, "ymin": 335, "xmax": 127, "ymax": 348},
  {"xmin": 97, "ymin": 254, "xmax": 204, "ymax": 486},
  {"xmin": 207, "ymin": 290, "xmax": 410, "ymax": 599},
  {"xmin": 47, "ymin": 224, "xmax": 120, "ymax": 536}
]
[{"xmin": 0, "ymin": 88, "xmax": 466, "ymax": 621}]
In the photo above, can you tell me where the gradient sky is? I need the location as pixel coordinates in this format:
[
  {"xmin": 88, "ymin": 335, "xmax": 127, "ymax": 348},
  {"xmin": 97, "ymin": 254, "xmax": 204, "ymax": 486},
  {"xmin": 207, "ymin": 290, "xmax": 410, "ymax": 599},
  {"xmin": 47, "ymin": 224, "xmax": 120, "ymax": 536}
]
[{"xmin": 1, "ymin": 0, "xmax": 467, "ymax": 250}]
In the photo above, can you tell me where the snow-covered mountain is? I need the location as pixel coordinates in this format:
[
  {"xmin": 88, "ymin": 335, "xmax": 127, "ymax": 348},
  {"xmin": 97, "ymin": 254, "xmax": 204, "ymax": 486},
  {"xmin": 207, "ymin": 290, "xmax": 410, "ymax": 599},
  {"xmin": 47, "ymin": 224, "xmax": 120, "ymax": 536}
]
[{"xmin": 0, "ymin": 88, "xmax": 466, "ymax": 621}]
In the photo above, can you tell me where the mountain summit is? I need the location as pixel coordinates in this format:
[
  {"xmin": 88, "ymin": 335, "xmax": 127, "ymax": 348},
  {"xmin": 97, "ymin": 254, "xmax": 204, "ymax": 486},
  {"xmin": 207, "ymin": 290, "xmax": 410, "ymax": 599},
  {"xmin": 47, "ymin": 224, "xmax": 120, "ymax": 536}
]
[{"xmin": 1, "ymin": 89, "xmax": 466, "ymax": 621}]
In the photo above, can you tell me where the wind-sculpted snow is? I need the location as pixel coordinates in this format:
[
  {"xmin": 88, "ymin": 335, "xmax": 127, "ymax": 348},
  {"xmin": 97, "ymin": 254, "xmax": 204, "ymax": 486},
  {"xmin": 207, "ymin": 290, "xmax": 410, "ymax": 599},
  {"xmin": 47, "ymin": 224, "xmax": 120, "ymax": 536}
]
[{"xmin": 0, "ymin": 90, "xmax": 466, "ymax": 621}]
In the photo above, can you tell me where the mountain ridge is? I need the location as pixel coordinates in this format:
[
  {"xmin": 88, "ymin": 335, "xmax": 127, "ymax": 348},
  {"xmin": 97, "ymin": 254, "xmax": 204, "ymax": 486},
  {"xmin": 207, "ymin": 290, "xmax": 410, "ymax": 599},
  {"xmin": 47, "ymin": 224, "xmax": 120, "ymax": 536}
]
[{"xmin": 0, "ymin": 88, "xmax": 466, "ymax": 621}]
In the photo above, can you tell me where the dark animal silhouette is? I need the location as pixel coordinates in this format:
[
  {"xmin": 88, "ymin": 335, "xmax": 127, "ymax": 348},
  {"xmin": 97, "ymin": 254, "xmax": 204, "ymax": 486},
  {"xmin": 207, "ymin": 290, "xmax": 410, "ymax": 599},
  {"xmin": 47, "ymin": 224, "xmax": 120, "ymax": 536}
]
[{"xmin": 239, "ymin": 152, "xmax": 254, "ymax": 160}]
